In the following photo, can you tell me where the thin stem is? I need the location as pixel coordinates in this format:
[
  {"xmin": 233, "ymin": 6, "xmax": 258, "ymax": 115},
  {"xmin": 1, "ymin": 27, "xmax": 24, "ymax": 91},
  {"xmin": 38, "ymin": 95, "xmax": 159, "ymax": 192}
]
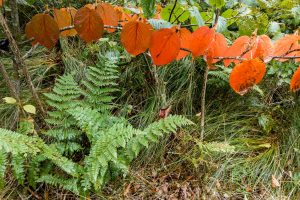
[
  {"xmin": 168, "ymin": 0, "xmax": 178, "ymax": 22},
  {"xmin": 200, "ymin": 65, "xmax": 209, "ymax": 141}
]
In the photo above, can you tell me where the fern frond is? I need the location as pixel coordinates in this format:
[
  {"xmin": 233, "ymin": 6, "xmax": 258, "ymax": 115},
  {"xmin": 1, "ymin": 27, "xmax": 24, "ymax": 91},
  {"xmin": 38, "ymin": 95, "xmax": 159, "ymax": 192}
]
[
  {"xmin": 125, "ymin": 115, "xmax": 194, "ymax": 161},
  {"xmin": 0, "ymin": 150, "xmax": 7, "ymax": 188}
]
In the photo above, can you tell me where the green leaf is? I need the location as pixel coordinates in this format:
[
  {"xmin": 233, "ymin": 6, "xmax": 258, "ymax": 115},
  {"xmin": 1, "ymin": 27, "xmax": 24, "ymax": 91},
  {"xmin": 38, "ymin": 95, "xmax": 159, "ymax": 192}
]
[
  {"xmin": 3, "ymin": 97, "xmax": 17, "ymax": 104},
  {"xmin": 23, "ymin": 105, "xmax": 36, "ymax": 114},
  {"xmin": 141, "ymin": 0, "xmax": 156, "ymax": 18},
  {"xmin": 237, "ymin": 12, "xmax": 269, "ymax": 35},
  {"xmin": 209, "ymin": 0, "xmax": 225, "ymax": 8},
  {"xmin": 161, "ymin": 4, "xmax": 190, "ymax": 23},
  {"xmin": 189, "ymin": 6, "xmax": 204, "ymax": 26},
  {"xmin": 221, "ymin": 9, "xmax": 238, "ymax": 26}
]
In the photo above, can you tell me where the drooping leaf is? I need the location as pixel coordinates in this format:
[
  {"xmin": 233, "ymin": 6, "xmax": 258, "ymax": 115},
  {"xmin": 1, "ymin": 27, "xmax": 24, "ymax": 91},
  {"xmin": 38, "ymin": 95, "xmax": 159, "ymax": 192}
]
[
  {"xmin": 290, "ymin": 66, "xmax": 300, "ymax": 92},
  {"xmin": 121, "ymin": 21, "xmax": 153, "ymax": 56},
  {"xmin": 229, "ymin": 59, "xmax": 266, "ymax": 95},
  {"xmin": 74, "ymin": 7, "xmax": 104, "ymax": 43},
  {"xmin": 149, "ymin": 27, "xmax": 180, "ymax": 65},
  {"xmin": 190, "ymin": 26, "xmax": 215, "ymax": 58},
  {"xmin": 176, "ymin": 28, "xmax": 192, "ymax": 60},
  {"xmin": 25, "ymin": 13, "xmax": 59, "ymax": 49},
  {"xmin": 142, "ymin": 0, "xmax": 156, "ymax": 18},
  {"xmin": 54, "ymin": 8, "xmax": 77, "ymax": 37},
  {"xmin": 96, "ymin": 3, "xmax": 119, "ymax": 33}
]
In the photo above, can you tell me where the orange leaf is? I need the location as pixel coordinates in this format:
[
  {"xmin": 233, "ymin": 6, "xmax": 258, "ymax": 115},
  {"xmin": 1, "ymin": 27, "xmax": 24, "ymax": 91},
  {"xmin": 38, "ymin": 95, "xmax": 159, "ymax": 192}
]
[
  {"xmin": 74, "ymin": 7, "xmax": 104, "ymax": 43},
  {"xmin": 272, "ymin": 34, "xmax": 300, "ymax": 61},
  {"xmin": 229, "ymin": 59, "xmax": 266, "ymax": 95},
  {"xmin": 121, "ymin": 21, "xmax": 153, "ymax": 56},
  {"xmin": 290, "ymin": 66, "xmax": 300, "ymax": 92},
  {"xmin": 189, "ymin": 26, "xmax": 215, "ymax": 58},
  {"xmin": 149, "ymin": 28, "xmax": 180, "ymax": 66},
  {"xmin": 96, "ymin": 3, "xmax": 119, "ymax": 33},
  {"xmin": 253, "ymin": 35, "xmax": 273, "ymax": 62},
  {"xmin": 25, "ymin": 22, "xmax": 38, "ymax": 46},
  {"xmin": 54, "ymin": 8, "xmax": 77, "ymax": 37},
  {"xmin": 224, "ymin": 36, "xmax": 251, "ymax": 66},
  {"xmin": 206, "ymin": 33, "xmax": 228, "ymax": 65},
  {"xmin": 85, "ymin": 4, "xmax": 96, "ymax": 10},
  {"xmin": 0, "ymin": 0, "xmax": 3, "ymax": 7},
  {"xmin": 176, "ymin": 28, "xmax": 192, "ymax": 60},
  {"xmin": 25, "ymin": 13, "xmax": 59, "ymax": 49}
]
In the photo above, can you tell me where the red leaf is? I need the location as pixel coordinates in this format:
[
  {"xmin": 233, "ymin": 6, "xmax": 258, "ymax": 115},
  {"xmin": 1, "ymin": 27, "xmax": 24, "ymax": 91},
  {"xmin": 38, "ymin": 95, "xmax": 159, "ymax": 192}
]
[
  {"xmin": 25, "ymin": 22, "xmax": 38, "ymax": 46},
  {"xmin": 189, "ymin": 26, "xmax": 215, "ymax": 58},
  {"xmin": 74, "ymin": 7, "xmax": 104, "ymax": 43},
  {"xmin": 149, "ymin": 28, "xmax": 180, "ymax": 66},
  {"xmin": 229, "ymin": 59, "xmax": 266, "ymax": 95},
  {"xmin": 121, "ymin": 21, "xmax": 153, "ymax": 56},
  {"xmin": 25, "ymin": 13, "xmax": 59, "ymax": 49},
  {"xmin": 176, "ymin": 28, "xmax": 192, "ymax": 60},
  {"xmin": 290, "ymin": 66, "xmax": 300, "ymax": 92}
]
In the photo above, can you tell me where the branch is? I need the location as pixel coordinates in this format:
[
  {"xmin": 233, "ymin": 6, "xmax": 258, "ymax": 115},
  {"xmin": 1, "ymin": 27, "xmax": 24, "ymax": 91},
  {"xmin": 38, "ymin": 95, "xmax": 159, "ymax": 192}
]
[
  {"xmin": 168, "ymin": 0, "xmax": 178, "ymax": 22},
  {"xmin": 22, "ymin": 44, "xmax": 39, "ymax": 59}
]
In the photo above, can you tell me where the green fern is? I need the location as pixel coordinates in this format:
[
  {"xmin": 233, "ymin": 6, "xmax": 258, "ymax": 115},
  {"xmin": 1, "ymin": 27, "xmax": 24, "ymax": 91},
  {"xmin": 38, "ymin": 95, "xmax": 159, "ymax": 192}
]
[{"xmin": 0, "ymin": 150, "xmax": 7, "ymax": 188}]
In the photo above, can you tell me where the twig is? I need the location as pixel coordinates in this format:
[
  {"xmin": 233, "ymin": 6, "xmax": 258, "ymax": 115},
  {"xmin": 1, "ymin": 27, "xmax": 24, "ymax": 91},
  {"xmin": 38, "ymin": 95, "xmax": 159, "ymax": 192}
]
[
  {"xmin": 168, "ymin": 0, "xmax": 178, "ymax": 22},
  {"xmin": 22, "ymin": 44, "xmax": 39, "ymax": 59}
]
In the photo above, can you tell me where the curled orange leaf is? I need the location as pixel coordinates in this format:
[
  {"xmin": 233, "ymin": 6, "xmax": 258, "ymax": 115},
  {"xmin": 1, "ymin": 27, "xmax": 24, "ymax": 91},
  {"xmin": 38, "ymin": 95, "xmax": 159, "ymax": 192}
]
[
  {"xmin": 149, "ymin": 28, "xmax": 180, "ymax": 66},
  {"xmin": 54, "ymin": 8, "xmax": 77, "ymax": 37},
  {"xmin": 74, "ymin": 7, "xmax": 104, "ymax": 43},
  {"xmin": 25, "ymin": 13, "xmax": 59, "ymax": 49},
  {"xmin": 229, "ymin": 59, "xmax": 266, "ymax": 95},
  {"xmin": 290, "ymin": 66, "xmax": 300, "ymax": 92},
  {"xmin": 189, "ymin": 26, "xmax": 215, "ymax": 58},
  {"xmin": 121, "ymin": 21, "xmax": 153, "ymax": 56},
  {"xmin": 96, "ymin": 3, "xmax": 119, "ymax": 33},
  {"xmin": 176, "ymin": 28, "xmax": 192, "ymax": 60}
]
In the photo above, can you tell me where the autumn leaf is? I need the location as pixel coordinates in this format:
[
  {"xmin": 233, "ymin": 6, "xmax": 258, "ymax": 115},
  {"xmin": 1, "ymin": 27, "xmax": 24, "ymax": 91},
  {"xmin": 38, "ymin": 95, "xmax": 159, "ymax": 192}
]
[
  {"xmin": 96, "ymin": 3, "xmax": 119, "ymax": 33},
  {"xmin": 229, "ymin": 59, "xmax": 266, "ymax": 95},
  {"xmin": 149, "ymin": 27, "xmax": 180, "ymax": 66},
  {"xmin": 74, "ymin": 7, "xmax": 104, "ymax": 43},
  {"xmin": 54, "ymin": 8, "xmax": 77, "ymax": 37},
  {"xmin": 25, "ymin": 13, "xmax": 59, "ymax": 49},
  {"xmin": 205, "ymin": 32, "xmax": 228, "ymax": 66},
  {"xmin": 176, "ymin": 28, "xmax": 192, "ymax": 60},
  {"xmin": 121, "ymin": 21, "xmax": 153, "ymax": 56},
  {"xmin": 85, "ymin": 4, "xmax": 96, "ymax": 10},
  {"xmin": 290, "ymin": 66, "xmax": 300, "ymax": 92},
  {"xmin": 25, "ymin": 22, "xmax": 38, "ymax": 46},
  {"xmin": 224, "ymin": 36, "xmax": 251, "ymax": 66},
  {"xmin": 189, "ymin": 26, "xmax": 215, "ymax": 58},
  {"xmin": 272, "ymin": 34, "xmax": 300, "ymax": 62},
  {"xmin": 0, "ymin": 0, "xmax": 3, "ymax": 7},
  {"xmin": 253, "ymin": 35, "xmax": 273, "ymax": 62}
]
